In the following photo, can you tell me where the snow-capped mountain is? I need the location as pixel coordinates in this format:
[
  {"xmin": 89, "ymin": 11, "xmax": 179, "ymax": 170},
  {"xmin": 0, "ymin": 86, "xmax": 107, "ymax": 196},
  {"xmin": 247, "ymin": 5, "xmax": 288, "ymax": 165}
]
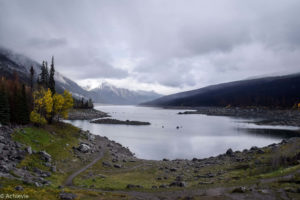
[
  {"xmin": 89, "ymin": 82, "xmax": 162, "ymax": 105},
  {"xmin": 0, "ymin": 46, "xmax": 90, "ymax": 99}
]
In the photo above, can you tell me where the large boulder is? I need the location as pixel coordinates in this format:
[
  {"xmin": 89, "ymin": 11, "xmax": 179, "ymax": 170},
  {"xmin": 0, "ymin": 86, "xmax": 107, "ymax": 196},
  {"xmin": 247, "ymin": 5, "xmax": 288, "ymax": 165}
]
[
  {"xmin": 59, "ymin": 192, "xmax": 77, "ymax": 200},
  {"xmin": 26, "ymin": 146, "xmax": 32, "ymax": 155},
  {"xmin": 39, "ymin": 151, "xmax": 52, "ymax": 162},
  {"xmin": 169, "ymin": 181, "xmax": 187, "ymax": 187},
  {"xmin": 77, "ymin": 144, "xmax": 90, "ymax": 153},
  {"xmin": 226, "ymin": 148, "xmax": 233, "ymax": 156},
  {"xmin": 126, "ymin": 184, "xmax": 143, "ymax": 189}
]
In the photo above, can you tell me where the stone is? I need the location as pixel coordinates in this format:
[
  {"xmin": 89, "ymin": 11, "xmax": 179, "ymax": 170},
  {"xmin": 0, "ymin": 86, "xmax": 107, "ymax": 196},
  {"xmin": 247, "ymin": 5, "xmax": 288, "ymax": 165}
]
[
  {"xmin": 102, "ymin": 161, "xmax": 112, "ymax": 167},
  {"xmin": 0, "ymin": 165, "xmax": 10, "ymax": 173},
  {"xmin": 59, "ymin": 192, "xmax": 77, "ymax": 200},
  {"xmin": 77, "ymin": 143, "xmax": 90, "ymax": 153},
  {"xmin": 152, "ymin": 185, "xmax": 158, "ymax": 189},
  {"xmin": 44, "ymin": 162, "xmax": 51, "ymax": 167},
  {"xmin": 226, "ymin": 148, "xmax": 233, "ymax": 156},
  {"xmin": 257, "ymin": 149, "xmax": 264, "ymax": 154},
  {"xmin": 159, "ymin": 184, "xmax": 168, "ymax": 188},
  {"xmin": 169, "ymin": 181, "xmax": 187, "ymax": 187},
  {"xmin": 26, "ymin": 146, "xmax": 32, "ymax": 155},
  {"xmin": 51, "ymin": 166, "xmax": 57, "ymax": 172},
  {"xmin": 15, "ymin": 185, "xmax": 23, "ymax": 191},
  {"xmin": 250, "ymin": 146, "xmax": 258, "ymax": 151},
  {"xmin": 39, "ymin": 151, "xmax": 52, "ymax": 162},
  {"xmin": 126, "ymin": 184, "xmax": 143, "ymax": 189},
  {"xmin": 170, "ymin": 168, "xmax": 177, "ymax": 172},
  {"xmin": 113, "ymin": 164, "xmax": 122, "ymax": 168},
  {"xmin": 232, "ymin": 186, "xmax": 247, "ymax": 193},
  {"xmin": 87, "ymin": 134, "xmax": 95, "ymax": 141}
]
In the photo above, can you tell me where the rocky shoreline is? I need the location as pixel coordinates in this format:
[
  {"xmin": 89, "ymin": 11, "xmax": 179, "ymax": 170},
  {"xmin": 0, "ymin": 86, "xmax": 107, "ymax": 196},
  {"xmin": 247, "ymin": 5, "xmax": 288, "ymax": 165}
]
[
  {"xmin": 1, "ymin": 123, "xmax": 300, "ymax": 199},
  {"xmin": 0, "ymin": 124, "xmax": 134, "ymax": 190},
  {"xmin": 67, "ymin": 108, "xmax": 110, "ymax": 120},
  {"xmin": 178, "ymin": 107, "xmax": 300, "ymax": 127},
  {"xmin": 90, "ymin": 118, "xmax": 151, "ymax": 125}
]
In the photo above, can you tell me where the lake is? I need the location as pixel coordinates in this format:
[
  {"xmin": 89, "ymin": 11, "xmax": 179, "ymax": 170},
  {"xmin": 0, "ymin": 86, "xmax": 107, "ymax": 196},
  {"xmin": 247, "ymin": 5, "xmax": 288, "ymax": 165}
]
[{"xmin": 66, "ymin": 105, "xmax": 299, "ymax": 160}]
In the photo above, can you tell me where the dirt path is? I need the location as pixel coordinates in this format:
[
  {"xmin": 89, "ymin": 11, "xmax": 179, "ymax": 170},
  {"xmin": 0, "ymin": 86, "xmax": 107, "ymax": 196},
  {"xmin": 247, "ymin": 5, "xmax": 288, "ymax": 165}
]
[{"xmin": 64, "ymin": 152, "xmax": 104, "ymax": 186}]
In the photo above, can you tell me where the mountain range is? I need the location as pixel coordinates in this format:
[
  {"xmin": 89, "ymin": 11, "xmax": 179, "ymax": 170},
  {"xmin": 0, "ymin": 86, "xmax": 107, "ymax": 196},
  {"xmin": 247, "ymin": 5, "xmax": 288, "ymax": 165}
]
[
  {"xmin": 0, "ymin": 47, "xmax": 162, "ymax": 105},
  {"xmin": 88, "ymin": 82, "xmax": 162, "ymax": 105},
  {"xmin": 143, "ymin": 73, "xmax": 300, "ymax": 108}
]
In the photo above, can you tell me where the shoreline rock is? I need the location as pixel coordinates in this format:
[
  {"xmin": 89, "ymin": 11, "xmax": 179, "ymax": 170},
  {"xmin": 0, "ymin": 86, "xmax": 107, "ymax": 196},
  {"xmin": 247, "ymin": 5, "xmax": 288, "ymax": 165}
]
[
  {"xmin": 90, "ymin": 118, "xmax": 151, "ymax": 125},
  {"xmin": 67, "ymin": 108, "xmax": 110, "ymax": 120}
]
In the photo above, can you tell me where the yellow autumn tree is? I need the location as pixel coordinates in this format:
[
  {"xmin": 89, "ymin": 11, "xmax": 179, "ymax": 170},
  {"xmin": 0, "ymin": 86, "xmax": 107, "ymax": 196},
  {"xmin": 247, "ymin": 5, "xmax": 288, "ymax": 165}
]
[
  {"xmin": 60, "ymin": 90, "xmax": 74, "ymax": 119},
  {"xmin": 30, "ymin": 88, "xmax": 73, "ymax": 125},
  {"xmin": 30, "ymin": 88, "xmax": 53, "ymax": 125}
]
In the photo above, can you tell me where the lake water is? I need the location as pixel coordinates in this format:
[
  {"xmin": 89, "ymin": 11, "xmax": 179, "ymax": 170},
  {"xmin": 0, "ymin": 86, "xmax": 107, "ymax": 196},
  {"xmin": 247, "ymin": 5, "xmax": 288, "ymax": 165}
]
[{"xmin": 66, "ymin": 105, "xmax": 299, "ymax": 160}]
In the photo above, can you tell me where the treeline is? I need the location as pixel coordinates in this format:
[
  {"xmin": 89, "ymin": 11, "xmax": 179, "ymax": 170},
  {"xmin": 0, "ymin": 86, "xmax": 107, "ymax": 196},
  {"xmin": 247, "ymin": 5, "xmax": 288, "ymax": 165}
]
[
  {"xmin": 30, "ymin": 57, "xmax": 73, "ymax": 125},
  {"xmin": 73, "ymin": 98, "xmax": 93, "ymax": 109},
  {"xmin": 0, "ymin": 56, "xmax": 74, "ymax": 126},
  {"xmin": 0, "ymin": 74, "xmax": 31, "ymax": 125}
]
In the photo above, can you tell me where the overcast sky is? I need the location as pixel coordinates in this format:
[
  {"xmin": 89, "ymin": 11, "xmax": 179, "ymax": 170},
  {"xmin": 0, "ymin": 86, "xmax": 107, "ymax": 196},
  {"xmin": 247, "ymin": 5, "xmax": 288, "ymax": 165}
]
[{"xmin": 1, "ymin": 0, "xmax": 300, "ymax": 94}]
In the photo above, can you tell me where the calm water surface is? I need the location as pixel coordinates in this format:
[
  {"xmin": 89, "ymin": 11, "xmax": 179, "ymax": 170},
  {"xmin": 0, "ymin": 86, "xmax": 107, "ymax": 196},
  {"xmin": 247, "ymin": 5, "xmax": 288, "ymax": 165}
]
[{"xmin": 66, "ymin": 105, "xmax": 299, "ymax": 160}]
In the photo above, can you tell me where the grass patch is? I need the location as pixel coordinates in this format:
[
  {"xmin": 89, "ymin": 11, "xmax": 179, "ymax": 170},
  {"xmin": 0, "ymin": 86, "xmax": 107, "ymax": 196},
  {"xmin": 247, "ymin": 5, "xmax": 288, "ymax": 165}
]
[
  {"xmin": 0, "ymin": 178, "xmax": 129, "ymax": 200},
  {"xmin": 11, "ymin": 123, "xmax": 87, "ymax": 186}
]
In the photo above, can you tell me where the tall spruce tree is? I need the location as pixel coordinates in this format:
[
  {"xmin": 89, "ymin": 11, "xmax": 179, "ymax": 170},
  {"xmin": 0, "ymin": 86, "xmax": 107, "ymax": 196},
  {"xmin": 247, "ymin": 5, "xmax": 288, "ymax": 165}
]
[
  {"xmin": 40, "ymin": 61, "xmax": 49, "ymax": 88},
  {"xmin": 30, "ymin": 66, "xmax": 35, "ymax": 91},
  {"xmin": 49, "ymin": 56, "xmax": 56, "ymax": 94},
  {"xmin": 20, "ymin": 84, "xmax": 29, "ymax": 124},
  {"xmin": 40, "ymin": 61, "xmax": 46, "ymax": 87},
  {"xmin": 0, "ymin": 85, "xmax": 10, "ymax": 125},
  {"xmin": 45, "ymin": 61, "xmax": 49, "ymax": 88}
]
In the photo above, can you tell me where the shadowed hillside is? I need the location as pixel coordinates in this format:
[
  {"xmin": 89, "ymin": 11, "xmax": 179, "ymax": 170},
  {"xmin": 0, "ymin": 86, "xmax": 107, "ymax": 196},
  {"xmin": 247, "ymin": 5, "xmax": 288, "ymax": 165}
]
[{"xmin": 143, "ymin": 74, "xmax": 300, "ymax": 108}]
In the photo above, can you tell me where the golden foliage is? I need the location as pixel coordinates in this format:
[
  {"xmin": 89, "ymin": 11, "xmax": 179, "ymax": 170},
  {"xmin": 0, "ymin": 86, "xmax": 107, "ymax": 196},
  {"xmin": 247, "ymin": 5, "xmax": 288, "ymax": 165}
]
[
  {"xmin": 30, "ymin": 110, "xmax": 47, "ymax": 125},
  {"xmin": 30, "ymin": 89, "xmax": 74, "ymax": 125}
]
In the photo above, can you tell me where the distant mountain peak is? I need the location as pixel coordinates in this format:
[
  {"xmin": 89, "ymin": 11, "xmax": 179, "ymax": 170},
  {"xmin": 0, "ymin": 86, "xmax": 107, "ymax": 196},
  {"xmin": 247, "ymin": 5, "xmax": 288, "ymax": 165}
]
[{"xmin": 90, "ymin": 82, "xmax": 163, "ymax": 105}]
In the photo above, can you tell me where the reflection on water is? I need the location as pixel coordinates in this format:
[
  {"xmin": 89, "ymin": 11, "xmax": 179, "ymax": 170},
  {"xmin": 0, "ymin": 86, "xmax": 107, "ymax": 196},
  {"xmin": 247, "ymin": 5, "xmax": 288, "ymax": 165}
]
[
  {"xmin": 242, "ymin": 128, "xmax": 300, "ymax": 139},
  {"xmin": 66, "ymin": 105, "xmax": 300, "ymax": 160}
]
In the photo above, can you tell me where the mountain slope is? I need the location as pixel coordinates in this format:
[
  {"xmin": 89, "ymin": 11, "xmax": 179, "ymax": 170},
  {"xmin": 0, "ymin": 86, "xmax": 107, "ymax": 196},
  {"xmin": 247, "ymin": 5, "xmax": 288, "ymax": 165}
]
[
  {"xmin": 89, "ymin": 82, "xmax": 162, "ymax": 105},
  {"xmin": 0, "ymin": 47, "xmax": 162, "ymax": 104},
  {"xmin": 143, "ymin": 74, "xmax": 300, "ymax": 108},
  {"xmin": 0, "ymin": 47, "xmax": 90, "ymax": 99}
]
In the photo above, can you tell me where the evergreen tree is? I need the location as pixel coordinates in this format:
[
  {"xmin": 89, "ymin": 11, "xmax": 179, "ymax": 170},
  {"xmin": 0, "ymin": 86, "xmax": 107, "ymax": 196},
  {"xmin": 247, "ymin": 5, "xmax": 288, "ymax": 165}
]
[
  {"xmin": 40, "ymin": 61, "xmax": 46, "ymax": 86},
  {"xmin": 40, "ymin": 61, "xmax": 49, "ymax": 88},
  {"xmin": 0, "ymin": 85, "xmax": 10, "ymax": 125},
  {"xmin": 19, "ymin": 84, "xmax": 30, "ymax": 124},
  {"xmin": 9, "ymin": 84, "xmax": 18, "ymax": 123},
  {"xmin": 30, "ymin": 66, "xmax": 35, "ymax": 91},
  {"xmin": 49, "ymin": 56, "xmax": 56, "ymax": 94},
  {"xmin": 45, "ymin": 61, "xmax": 49, "ymax": 88}
]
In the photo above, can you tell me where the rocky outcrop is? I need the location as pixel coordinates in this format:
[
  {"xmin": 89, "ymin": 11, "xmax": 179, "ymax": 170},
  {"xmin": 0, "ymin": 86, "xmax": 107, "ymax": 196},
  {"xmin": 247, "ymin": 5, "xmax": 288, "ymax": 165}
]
[
  {"xmin": 39, "ymin": 151, "xmax": 52, "ymax": 162},
  {"xmin": 67, "ymin": 108, "xmax": 109, "ymax": 120},
  {"xmin": 0, "ymin": 126, "xmax": 54, "ymax": 187},
  {"xmin": 77, "ymin": 143, "xmax": 91, "ymax": 153},
  {"xmin": 90, "ymin": 118, "xmax": 151, "ymax": 125}
]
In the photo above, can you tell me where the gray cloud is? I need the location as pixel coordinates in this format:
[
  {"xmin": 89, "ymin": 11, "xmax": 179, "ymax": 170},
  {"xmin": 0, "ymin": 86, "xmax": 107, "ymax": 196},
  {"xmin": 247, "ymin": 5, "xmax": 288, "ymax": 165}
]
[
  {"xmin": 0, "ymin": 0, "xmax": 300, "ymax": 94},
  {"xmin": 27, "ymin": 37, "xmax": 68, "ymax": 48}
]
